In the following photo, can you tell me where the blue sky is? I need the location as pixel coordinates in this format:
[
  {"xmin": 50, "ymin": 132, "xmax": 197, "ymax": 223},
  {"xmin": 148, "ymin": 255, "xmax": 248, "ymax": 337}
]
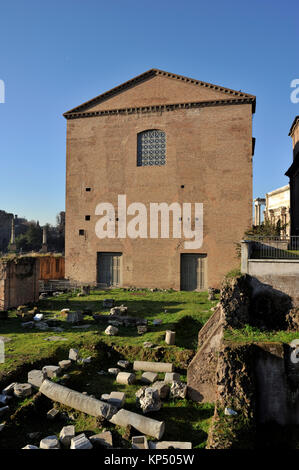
[{"xmin": 0, "ymin": 0, "xmax": 298, "ymax": 225}]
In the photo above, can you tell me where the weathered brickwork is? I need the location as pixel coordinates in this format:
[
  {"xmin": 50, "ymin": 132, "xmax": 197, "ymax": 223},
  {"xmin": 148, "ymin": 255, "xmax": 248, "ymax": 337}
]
[
  {"xmin": 64, "ymin": 70, "xmax": 255, "ymax": 289},
  {"xmin": 0, "ymin": 257, "xmax": 40, "ymax": 310}
]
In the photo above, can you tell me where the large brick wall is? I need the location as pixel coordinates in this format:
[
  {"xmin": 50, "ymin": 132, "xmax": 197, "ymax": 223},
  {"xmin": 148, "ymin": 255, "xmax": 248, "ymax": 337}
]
[
  {"xmin": 0, "ymin": 257, "xmax": 40, "ymax": 310},
  {"xmin": 65, "ymin": 72, "xmax": 254, "ymax": 289}
]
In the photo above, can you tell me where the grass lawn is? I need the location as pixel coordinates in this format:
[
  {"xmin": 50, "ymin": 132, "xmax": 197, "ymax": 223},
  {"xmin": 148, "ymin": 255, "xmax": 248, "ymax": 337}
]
[
  {"xmin": 0, "ymin": 288, "xmax": 217, "ymax": 380},
  {"xmin": 224, "ymin": 324, "xmax": 299, "ymax": 344},
  {"xmin": 0, "ymin": 288, "xmax": 217, "ymax": 449}
]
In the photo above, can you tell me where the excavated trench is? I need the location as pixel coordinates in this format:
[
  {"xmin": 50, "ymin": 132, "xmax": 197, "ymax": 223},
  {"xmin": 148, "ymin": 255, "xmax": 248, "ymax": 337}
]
[{"xmin": 0, "ymin": 340, "xmax": 200, "ymax": 449}]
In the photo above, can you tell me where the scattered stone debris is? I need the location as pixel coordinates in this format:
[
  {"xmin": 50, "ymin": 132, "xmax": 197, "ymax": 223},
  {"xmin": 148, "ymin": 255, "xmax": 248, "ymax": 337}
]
[
  {"xmin": 47, "ymin": 408, "xmax": 60, "ymax": 420},
  {"xmin": 33, "ymin": 313, "xmax": 44, "ymax": 321},
  {"xmin": 224, "ymin": 407, "xmax": 238, "ymax": 416},
  {"xmin": 42, "ymin": 365, "xmax": 61, "ymax": 379},
  {"xmin": 136, "ymin": 387, "xmax": 162, "ymax": 413},
  {"xmin": 58, "ymin": 359, "xmax": 72, "ymax": 370},
  {"xmin": 69, "ymin": 348, "xmax": 79, "ymax": 361},
  {"xmin": 101, "ymin": 393, "xmax": 110, "ymax": 401},
  {"xmin": 107, "ymin": 391, "xmax": 126, "ymax": 408},
  {"xmin": 60, "ymin": 425, "xmax": 75, "ymax": 447},
  {"xmin": 141, "ymin": 372, "xmax": 158, "ymax": 385},
  {"xmin": 0, "ymin": 423, "xmax": 5, "ymax": 432},
  {"xmin": 40, "ymin": 435, "xmax": 61, "ymax": 449},
  {"xmin": 110, "ymin": 408, "xmax": 165, "ymax": 440},
  {"xmin": 153, "ymin": 319, "xmax": 162, "ymax": 326},
  {"xmin": 116, "ymin": 372, "xmax": 136, "ymax": 385},
  {"xmin": 149, "ymin": 441, "xmax": 192, "ymax": 449},
  {"xmin": 108, "ymin": 368, "xmax": 120, "ymax": 376},
  {"xmin": 2, "ymin": 382, "xmax": 17, "ymax": 396},
  {"xmin": 22, "ymin": 444, "xmax": 39, "ymax": 449},
  {"xmin": 170, "ymin": 381, "xmax": 187, "ymax": 399},
  {"xmin": 117, "ymin": 360, "xmax": 130, "ymax": 369},
  {"xmin": 208, "ymin": 287, "xmax": 219, "ymax": 301},
  {"xmin": 39, "ymin": 293, "xmax": 47, "ymax": 300},
  {"xmin": 105, "ymin": 325, "xmax": 119, "ymax": 336},
  {"xmin": 137, "ymin": 325, "xmax": 147, "ymax": 335},
  {"xmin": 70, "ymin": 433, "xmax": 93, "ymax": 449},
  {"xmin": 14, "ymin": 383, "xmax": 33, "ymax": 398},
  {"xmin": 165, "ymin": 330, "xmax": 176, "ymax": 345},
  {"xmin": 60, "ymin": 308, "xmax": 70, "ymax": 315},
  {"xmin": 89, "ymin": 431, "xmax": 113, "ymax": 448},
  {"xmin": 110, "ymin": 305, "xmax": 128, "ymax": 316},
  {"xmin": 132, "ymin": 435, "xmax": 149, "ymax": 449},
  {"xmin": 164, "ymin": 372, "xmax": 180, "ymax": 383},
  {"xmin": 28, "ymin": 370, "xmax": 44, "ymax": 388},
  {"xmin": 133, "ymin": 360, "xmax": 174, "ymax": 373},
  {"xmin": 143, "ymin": 342, "xmax": 154, "ymax": 348}
]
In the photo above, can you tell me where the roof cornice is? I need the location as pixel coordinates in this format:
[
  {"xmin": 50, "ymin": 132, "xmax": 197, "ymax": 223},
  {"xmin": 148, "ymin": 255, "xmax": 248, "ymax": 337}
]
[
  {"xmin": 64, "ymin": 97, "xmax": 255, "ymax": 120},
  {"xmin": 63, "ymin": 68, "xmax": 256, "ymax": 117}
]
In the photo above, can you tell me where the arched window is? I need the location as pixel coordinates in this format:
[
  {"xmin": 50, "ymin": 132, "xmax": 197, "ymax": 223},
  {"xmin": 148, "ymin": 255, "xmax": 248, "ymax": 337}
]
[{"xmin": 137, "ymin": 129, "xmax": 166, "ymax": 166}]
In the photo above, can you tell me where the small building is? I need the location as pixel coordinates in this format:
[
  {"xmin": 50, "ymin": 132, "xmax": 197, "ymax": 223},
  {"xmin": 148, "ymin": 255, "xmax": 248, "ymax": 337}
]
[
  {"xmin": 264, "ymin": 184, "xmax": 290, "ymax": 237},
  {"xmin": 286, "ymin": 116, "xmax": 299, "ymax": 236},
  {"xmin": 64, "ymin": 69, "xmax": 256, "ymax": 290}
]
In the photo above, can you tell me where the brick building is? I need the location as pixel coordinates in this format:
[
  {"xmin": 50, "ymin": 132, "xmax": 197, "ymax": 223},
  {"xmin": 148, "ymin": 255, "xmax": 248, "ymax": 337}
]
[
  {"xmin": 286, "ymin": 116, "xmax": 299, "ymax": 236},
  {"xmin": 64, "ymin": 69, "xmax": 255, "ymax": 290}
]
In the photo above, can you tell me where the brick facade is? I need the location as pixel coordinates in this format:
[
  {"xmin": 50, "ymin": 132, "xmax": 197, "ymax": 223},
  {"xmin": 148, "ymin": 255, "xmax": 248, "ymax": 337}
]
[{"xmin": 64, "ymin": 70, "xmax": 255, "ymax": 289}]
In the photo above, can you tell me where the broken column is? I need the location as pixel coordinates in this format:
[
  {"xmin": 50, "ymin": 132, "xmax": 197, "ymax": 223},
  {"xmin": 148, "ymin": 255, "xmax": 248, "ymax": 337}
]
[
  {"xmin": 133, "ymin": 361, "xmax": 174, "ymax": 373},
  {"xmin": 40, "ymin": 379, "xmax": 117, "ymax": 420},
  {"xmin": 116, "ymin": 372, "xmax": 136, "ymax": 385},
  {"xmin": 165, "ymin": 330, "xmax": 176, "ymax": 345},
  {"xmin": 110, "ymin": 409, "xmax": 165, "ymax": 439}
]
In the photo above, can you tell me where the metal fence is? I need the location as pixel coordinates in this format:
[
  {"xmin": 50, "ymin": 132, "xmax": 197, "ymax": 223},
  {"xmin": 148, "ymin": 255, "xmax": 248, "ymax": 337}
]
[{"xmin": 249, "ymin": 236, "xmax": 299, "ymax": 259}]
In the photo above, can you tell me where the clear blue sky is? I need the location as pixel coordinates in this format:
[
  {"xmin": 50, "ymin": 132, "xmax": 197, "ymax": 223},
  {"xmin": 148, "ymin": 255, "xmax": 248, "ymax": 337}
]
[{"xmin": 0, "ymin": 0, "xmax": 298, "ymax": 225}]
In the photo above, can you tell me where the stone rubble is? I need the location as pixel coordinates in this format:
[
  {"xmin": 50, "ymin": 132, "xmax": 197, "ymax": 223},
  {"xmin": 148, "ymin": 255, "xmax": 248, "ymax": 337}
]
[
  {"xmin": 141, "ymin": 372, "xmax": 158, "ymax": 385},
  {"xmin": 59, "ymin": 425, "xmax": 75, "ymax": 447},
  {"xmin": 40, "ymin": 435, "xmax": 61, "ymax": 449},
  {"xmin": 164, "ymin": 372, "xmax": 181, "ymax": 383},
  {"xmin": 117, "ymin": 360, "xmax": 130, "ymax": 369},
  {"xmin": 70, "ymin": 433, "xmax": 93, "ymax": 449},
  {"xmin": 135, "ymin": 387, "xmax": 162, "ymax": 413},
  {"xmin": 132, "ymin": 435, "xmax": 149, "ymax": 449},
  {"xmin": 105, "ymin": 325, "xmax": 119, "ymax": 336},
  {"xmin": 28, "ymin": 370, "xmax": 44, "ymax": 388},
  {"xmin": 42, "ymin": 365, "xmax": 61, "ymax": 379},
  {"xmin": 47, "ymin": 408, "xmax": 60, "ymax": 420},
  {"xmin": 170, "ymin": 381, "xmax": 187, "ymax": 399},
  {"xmin": 14, "ymin": 383, "xmax": 33, "ymax": 398},
  {"xmin": 116, "ymin": 372, "xmax": 136, "ymax": 385},
  {"xmin": 151, "ymin": 381, "xmax": 170, "ymax": 400},
  {"xmin": 89, "ymin": 431, "xmax": 113, "ymax": 448},
  {"xmin": 69, "ymin": 348, "xmax": 79, "ymax": 361}
]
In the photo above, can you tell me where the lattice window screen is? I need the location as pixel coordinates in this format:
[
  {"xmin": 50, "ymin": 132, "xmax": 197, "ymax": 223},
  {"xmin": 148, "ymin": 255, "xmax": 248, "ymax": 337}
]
[{"xmin": 137, "ymin": 130, "xmax": 166, "ymax": 166}]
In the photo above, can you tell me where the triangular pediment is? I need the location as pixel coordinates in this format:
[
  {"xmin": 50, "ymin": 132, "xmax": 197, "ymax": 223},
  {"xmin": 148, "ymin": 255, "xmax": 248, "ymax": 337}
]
[{"xmin": 64, "ymin": 69, "xmax": 255, "ymax": 117}]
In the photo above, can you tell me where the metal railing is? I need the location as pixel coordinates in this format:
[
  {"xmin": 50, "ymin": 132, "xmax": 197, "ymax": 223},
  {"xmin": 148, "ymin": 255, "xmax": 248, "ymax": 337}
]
[{"xmin": 249, "ymin": 236, "xmax": 299, "ymax": 259}]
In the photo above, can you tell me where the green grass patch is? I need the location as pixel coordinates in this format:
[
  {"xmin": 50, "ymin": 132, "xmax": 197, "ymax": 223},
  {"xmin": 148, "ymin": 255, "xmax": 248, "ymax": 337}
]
[{"xmin": 224, "ymin": 324, "xmax": 299, "ymax": 344}]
